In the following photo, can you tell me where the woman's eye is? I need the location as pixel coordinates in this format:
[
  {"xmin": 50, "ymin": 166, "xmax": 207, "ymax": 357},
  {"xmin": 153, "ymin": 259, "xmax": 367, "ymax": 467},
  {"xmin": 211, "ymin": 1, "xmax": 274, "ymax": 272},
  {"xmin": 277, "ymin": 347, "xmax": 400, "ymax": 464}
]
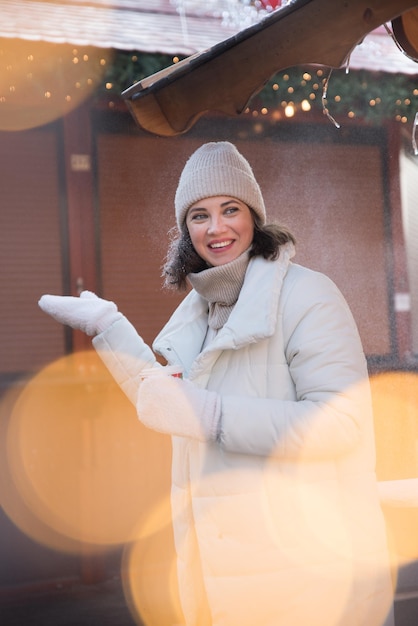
[
  {"xmin": 191, "ymin": 213, "xmax": 207, "ymax": 221},
  {"xmin": 225, "ymin": 207, "xmax": 238, "ymax": 215}
]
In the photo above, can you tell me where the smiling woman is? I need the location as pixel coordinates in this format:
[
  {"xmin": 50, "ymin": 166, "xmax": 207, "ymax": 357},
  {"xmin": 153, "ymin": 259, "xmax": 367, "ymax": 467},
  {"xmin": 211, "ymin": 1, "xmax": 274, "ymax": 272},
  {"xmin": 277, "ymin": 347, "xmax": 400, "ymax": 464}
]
[{"xmin": 39, "ymin": 141, "xmax": 395, "ymax": 626}]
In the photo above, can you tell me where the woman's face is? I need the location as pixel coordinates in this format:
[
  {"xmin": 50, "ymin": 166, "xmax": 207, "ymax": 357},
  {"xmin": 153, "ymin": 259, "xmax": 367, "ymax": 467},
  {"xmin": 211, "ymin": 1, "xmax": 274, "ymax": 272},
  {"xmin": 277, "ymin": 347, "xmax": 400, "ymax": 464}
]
[{"xmin": 186, "ymin": 196, "xmax": 254, "ymax": 266}]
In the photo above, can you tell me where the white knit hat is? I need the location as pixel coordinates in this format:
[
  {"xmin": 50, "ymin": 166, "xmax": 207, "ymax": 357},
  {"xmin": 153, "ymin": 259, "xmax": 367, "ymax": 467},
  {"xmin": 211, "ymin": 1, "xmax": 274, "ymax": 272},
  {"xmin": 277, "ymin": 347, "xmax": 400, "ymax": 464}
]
[{"xmin": 175, "ymin": 141, "xmax": 266, "ymax": 229}]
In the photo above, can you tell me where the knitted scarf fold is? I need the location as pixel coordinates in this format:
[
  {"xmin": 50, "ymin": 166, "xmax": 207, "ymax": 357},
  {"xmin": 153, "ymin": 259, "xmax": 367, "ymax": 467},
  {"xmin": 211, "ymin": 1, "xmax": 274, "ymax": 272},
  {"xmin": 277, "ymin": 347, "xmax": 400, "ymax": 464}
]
[{"xmin": 188, "ymin": 250, "xmax": 250, "ymax": 330}]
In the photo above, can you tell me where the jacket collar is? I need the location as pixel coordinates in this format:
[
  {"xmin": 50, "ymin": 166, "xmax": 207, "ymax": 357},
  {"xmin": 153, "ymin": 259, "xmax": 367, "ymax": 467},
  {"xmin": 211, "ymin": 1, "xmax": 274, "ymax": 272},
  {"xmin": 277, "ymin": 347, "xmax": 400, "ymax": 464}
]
[
  {"xmin": 153, "ymin": 242, "xmax": 295, "ymax": 366},
  {"xmin": 219, "ymin": 241, "xmax": 295, "ymax": 346}
]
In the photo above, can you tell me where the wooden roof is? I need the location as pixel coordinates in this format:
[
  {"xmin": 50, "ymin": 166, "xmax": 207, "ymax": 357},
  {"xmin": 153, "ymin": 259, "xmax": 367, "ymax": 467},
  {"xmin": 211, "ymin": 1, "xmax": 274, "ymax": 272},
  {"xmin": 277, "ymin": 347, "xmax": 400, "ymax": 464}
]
[{"xmin": 0, "ymin": 0, "xmax": 417, "ymax": 73}]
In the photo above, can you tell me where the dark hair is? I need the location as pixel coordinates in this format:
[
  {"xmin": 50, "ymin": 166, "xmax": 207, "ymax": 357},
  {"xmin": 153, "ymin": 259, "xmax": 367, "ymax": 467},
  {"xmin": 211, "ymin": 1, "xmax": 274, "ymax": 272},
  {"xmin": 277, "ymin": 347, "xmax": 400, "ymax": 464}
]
[{"xmin": 162, "ymin": 212, "xmax": 296, "ymax": 291}]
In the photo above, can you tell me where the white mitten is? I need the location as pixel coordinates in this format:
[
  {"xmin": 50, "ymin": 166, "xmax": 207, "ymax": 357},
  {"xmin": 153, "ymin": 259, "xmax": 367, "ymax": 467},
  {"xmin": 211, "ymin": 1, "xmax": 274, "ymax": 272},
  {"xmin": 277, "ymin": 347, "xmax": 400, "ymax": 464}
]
[
  {"xmin": 38, "ymin": 291, "xmax": 122, "ymax": 336},
  {"xmin": 137, "ymin": 376, "xmax": 222, "ymax": 442}
]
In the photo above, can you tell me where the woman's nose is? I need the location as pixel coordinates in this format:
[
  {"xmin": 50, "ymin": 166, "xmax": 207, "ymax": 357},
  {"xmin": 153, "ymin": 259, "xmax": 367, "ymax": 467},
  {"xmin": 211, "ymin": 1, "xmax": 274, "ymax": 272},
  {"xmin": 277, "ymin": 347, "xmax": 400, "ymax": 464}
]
[{"xmin": 207, "ymin": 216, "xmax": 225, "ymax": 234}]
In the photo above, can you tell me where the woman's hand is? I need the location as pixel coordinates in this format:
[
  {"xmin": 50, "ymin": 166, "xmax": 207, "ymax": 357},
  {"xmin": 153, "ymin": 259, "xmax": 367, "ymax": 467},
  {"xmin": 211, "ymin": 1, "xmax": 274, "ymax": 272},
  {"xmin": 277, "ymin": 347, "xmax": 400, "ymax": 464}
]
[
  {"xmin": 38, "ymin": 290, "xmax": 122, "ymax": 336},
  {"xmin": 137, "ymin": 376, "xmax": 221, "ymax": 442}
]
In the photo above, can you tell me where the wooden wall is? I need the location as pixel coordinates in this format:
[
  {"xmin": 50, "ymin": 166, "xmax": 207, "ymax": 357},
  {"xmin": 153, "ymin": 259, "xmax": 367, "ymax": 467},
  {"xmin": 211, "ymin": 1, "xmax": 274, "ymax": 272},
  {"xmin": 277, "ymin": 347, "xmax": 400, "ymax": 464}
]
[{"xmin": 0, "ymin": 125, "xmax": 67, "ymax": 377}]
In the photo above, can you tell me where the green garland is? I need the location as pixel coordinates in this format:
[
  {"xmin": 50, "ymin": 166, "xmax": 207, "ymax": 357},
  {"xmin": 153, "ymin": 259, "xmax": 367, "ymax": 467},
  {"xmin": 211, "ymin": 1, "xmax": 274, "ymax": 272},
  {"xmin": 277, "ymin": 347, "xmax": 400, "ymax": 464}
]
[
  {"xmin": 101, "ymin": 50, "xmax": 418, "ymax": 124},
  {"xmin": 102, "ymin": 51, "xmax": 176, "ymax": 93},
  {"xmin": 262, "ymin": 67, "xmax": 418, "ymax": 123}
]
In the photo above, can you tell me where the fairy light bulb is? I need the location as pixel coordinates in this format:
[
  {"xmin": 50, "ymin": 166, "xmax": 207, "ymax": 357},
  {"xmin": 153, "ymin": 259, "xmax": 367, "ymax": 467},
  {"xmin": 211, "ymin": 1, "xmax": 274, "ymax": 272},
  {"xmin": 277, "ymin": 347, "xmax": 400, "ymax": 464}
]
[{"xmin": 284, "ymin": 103, "xmax": 295, "ymax": 117}]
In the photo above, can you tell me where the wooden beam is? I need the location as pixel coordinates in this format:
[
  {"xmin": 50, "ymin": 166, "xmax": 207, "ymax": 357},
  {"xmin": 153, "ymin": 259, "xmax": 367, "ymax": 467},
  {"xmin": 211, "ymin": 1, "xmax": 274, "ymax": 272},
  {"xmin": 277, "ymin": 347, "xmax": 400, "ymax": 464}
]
[{"xmin": 63, "ymin": 100, "xmax": 98, "ymax": 352}]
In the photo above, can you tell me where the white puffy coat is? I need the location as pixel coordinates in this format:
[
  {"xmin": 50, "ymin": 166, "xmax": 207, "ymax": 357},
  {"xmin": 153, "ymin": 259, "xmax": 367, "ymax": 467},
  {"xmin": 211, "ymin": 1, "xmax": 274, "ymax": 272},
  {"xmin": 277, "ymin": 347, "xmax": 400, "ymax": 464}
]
[{"xmin": 94, "ymin": 249, "xmax": 394, "ymax": 626}]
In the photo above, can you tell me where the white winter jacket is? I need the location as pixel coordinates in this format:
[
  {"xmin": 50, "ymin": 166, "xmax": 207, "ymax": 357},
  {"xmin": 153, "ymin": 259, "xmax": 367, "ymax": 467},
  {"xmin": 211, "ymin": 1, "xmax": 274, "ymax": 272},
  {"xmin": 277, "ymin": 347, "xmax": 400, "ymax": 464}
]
[{"xmin": 93, "ymin": 247, "xmax": 394, "ymax": 626}]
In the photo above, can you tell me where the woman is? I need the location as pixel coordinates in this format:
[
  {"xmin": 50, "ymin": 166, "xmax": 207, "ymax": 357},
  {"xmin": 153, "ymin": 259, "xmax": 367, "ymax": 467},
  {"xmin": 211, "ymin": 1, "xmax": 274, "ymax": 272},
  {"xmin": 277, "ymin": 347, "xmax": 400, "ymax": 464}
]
[{"xmin": 39, "ymin": 141, "xmax": 394, "ymax": 626}]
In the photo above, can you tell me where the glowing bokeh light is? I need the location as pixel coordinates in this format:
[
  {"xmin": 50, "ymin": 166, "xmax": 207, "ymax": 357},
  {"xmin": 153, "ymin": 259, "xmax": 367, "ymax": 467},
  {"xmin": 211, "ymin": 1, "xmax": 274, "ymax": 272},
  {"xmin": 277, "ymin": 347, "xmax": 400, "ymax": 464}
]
[
  {"xmin": 0, "ymin": 40, "xmax": 112, "ymax": 131},
  {"xmin": 370, "ymin": 370, "xmax": 418, "ymax": 571},
  {"xmin": 122, "ymin": 504, "xmax": 184, "ymax": 626},
  {"xmin": 0, "ymin": 351, "xmax": 172, "ymax": 551}
]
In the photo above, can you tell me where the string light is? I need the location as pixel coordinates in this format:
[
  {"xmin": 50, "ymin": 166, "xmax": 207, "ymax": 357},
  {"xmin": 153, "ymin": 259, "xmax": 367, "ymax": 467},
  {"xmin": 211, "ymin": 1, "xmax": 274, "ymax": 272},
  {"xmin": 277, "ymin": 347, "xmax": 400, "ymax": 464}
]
[
  {"xmin": 255, "ymin": 66, "xmax": 418, "ymax": 126},
  {"xmin": 0, "ymin": 41, "xmax": 416, "ymax": 132},
  {"xmin": 284, "ymin": 103, "xmax": 295, "ymax": 117}
]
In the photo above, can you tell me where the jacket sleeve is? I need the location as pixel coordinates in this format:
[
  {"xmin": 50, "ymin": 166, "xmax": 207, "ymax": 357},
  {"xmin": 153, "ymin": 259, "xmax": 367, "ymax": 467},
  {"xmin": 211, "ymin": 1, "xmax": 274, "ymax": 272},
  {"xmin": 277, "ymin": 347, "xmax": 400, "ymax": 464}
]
[
  {"xmin": 219, "ymin": 272, "xmax": 372, "ymax": 460},
  {"xmin": 92, "ymin": 315, "xmax": 158, "ymax": 405}
]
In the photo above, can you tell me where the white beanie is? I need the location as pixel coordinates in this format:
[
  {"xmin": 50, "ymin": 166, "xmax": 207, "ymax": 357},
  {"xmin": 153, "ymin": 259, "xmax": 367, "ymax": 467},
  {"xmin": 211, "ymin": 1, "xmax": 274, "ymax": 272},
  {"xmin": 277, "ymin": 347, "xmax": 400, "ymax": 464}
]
[{"xmin": 175, "ymin": 141, "xmax": 266, "ymax": 229}]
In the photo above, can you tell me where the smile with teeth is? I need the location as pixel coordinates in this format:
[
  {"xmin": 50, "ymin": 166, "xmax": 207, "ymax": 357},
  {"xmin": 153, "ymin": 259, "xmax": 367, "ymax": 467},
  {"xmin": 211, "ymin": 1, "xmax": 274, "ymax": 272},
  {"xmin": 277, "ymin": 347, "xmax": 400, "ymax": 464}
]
[{"xmin": 209, "ymin": 240, "xmax": 234, "ymax": 249}]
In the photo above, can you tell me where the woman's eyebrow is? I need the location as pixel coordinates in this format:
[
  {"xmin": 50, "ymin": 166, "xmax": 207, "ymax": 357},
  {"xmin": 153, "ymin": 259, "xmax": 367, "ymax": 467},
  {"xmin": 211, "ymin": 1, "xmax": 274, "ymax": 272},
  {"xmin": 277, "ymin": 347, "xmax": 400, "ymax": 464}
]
[
  {"xmin": 188, "ymin": 207, "xmax": 207, "ymax": 213},
  {"xmin": 220, "ymin": 199, "xmax": 241, "ymax": 207}
]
